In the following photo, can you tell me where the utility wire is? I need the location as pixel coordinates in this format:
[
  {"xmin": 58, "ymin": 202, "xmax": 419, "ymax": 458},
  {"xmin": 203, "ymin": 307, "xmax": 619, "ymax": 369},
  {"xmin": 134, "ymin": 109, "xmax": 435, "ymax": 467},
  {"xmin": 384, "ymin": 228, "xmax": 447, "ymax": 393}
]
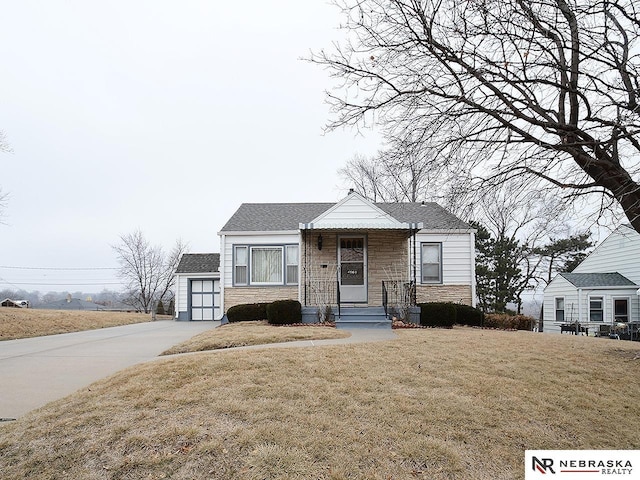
[
  {"xmin": 0, "ymin": 265, "xmax": 118, "ymax": 271},
  {"xmin": 0, "ymin": 281, "xmax": 123, "ymax": 286}
]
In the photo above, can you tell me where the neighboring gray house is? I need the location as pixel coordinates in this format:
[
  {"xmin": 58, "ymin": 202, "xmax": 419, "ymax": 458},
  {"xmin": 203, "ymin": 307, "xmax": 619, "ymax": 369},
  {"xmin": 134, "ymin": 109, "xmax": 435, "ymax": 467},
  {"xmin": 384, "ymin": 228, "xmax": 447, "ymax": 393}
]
[
  {"xmin": 217, "ymin": 191, "xmax": 476, "ymax": 326},
  {"xmin": 543, "ymin": 224, "xmax": 640, "ymax": 333},
  {"xmin": 174, "ymin": 253, "xmax": 221, "ymax": 321}
]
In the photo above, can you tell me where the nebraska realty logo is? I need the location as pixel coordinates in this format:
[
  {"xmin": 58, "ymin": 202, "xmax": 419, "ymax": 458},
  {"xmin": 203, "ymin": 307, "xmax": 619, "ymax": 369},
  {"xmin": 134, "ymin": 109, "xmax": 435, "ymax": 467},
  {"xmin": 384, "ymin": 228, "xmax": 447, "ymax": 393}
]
[{"xmin": 525, "ymin": 451, "xmax": 640, "ymax": 479}]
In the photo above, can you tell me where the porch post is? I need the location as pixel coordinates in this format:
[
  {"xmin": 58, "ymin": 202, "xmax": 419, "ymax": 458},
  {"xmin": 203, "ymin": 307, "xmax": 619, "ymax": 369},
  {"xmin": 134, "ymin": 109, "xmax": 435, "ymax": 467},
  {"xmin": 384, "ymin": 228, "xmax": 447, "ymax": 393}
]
[
  {"xmin": 412, "ymin": 226, "xmax": 418, "ymax": 305},
  {"xmin": 303, "ymin": 228, "xmax": 307, "ymax": 306}
]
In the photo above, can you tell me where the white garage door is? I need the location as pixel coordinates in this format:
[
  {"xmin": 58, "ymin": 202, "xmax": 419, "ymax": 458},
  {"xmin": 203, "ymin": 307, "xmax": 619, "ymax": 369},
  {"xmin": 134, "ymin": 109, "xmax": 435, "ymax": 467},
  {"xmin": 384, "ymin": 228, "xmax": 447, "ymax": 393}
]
[{"xmin": 190, "ymin": 279, "xmax": 220, "ymax": 320}]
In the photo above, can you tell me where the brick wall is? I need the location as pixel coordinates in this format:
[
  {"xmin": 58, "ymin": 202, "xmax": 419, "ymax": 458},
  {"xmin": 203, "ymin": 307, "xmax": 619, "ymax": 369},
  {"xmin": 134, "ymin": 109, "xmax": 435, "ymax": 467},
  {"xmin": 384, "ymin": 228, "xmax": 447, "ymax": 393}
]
[
  {"xmin": 301, "ymin": 230, "xmax": 410, "ymax": 306},
  {"xmin": 415, "ymin": 285, "xmax": 473, "ymax": 306},
  {"xmin": 367, "ymin": 231, "xmax": 409, "ymax": 305},
  {"xmin": 224, "ymin": 286, "xmax": 298, "ymax": 311}
]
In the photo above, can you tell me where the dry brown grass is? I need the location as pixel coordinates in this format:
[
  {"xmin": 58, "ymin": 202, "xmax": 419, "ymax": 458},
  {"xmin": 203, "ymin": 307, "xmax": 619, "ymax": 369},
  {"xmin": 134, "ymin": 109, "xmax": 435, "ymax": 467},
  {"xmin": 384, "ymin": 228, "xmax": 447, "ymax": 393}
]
[
  {"xmin": 1, "ymin": 328, "xmax": 639, "ymax": 479},
  {"xmin": 162, "ymin": 321, "xmax": 351, "ymax": 355},
  {"xmin": 0, "ymin": 308, "xmax": 153, "ymax": 340}
]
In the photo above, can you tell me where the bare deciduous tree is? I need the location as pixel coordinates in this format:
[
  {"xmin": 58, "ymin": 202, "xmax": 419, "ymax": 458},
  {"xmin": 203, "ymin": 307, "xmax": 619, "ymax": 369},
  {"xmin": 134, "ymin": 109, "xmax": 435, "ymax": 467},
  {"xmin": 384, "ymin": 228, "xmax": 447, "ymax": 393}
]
[
  {"xmin": 0, "ymin": 130, "xmax": 11, "ymax": 222},
  {"xmin": 339, "ymin": 147, "xmax": 436, "ymax": 202},
  {"xmin": 112, "ymin": 230, "xmax": 189, "ymax": 314},
  {"xmin": 312, "ymin": 0, "xmax": 640, "ymax": 232}
]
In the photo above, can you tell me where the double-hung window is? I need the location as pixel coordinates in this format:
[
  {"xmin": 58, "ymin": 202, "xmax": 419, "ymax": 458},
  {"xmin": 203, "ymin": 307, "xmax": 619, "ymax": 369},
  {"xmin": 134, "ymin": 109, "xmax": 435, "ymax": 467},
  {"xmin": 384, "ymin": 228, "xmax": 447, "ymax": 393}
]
[
  {"xmin": 555, "ymin": 297, "xmax": 565, "ymax": 322},
  {"xmin": 286, "ymin": 245, "xmax": 299, "ymax": 284},
  {"xmin": 421, "ymin": 243, "xmax": 442, "ymax": 283},
  {"xmin": 233, "ymin": 244, "xmax": 299, "ymax": 286},
  {"xmin": 589, "ymin": 297, "xmax": 603, "ymax": 322},
  {"xmin": 234, "ymin": 246, "xmax": 248, "ymax": 285}
]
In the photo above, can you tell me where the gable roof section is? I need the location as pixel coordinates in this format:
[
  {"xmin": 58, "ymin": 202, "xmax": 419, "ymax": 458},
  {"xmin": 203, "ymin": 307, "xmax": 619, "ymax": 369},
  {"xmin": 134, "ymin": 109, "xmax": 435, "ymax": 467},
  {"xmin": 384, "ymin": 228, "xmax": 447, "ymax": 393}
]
[
  {"xmin": 176, "ymin": 253, "xmax": 220, "ymax": 274},
  {"xmin": 558, "ymin": 272, "xmax": 637, "ymax": 288},
  {"xmin": 220, "ymin": 198, "xmax": 470, "ymax": 232},
  {"xmin": 302, "ymin": 192, "xmax": 420, "ymax": 230}
]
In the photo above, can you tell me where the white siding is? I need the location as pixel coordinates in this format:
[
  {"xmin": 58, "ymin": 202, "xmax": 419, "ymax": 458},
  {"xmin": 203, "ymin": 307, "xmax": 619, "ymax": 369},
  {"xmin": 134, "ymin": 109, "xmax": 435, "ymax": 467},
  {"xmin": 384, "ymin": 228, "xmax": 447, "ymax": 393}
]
[
  {"xmin": 543, "ymin": 275, "xmax": 639, "ymax": 332},
  {"xmin": 310, "ymin": 193, "xmax": 401, "ymax": 227},
  {"xmin": 174, "ymin": 272, "xmax": 222, "ymax": 320},
  {"xmin": 222, "ymin": 233, "xmax": 300, "ymax": 287},
  {"xmin": 175, "ymin": 274, "xmax": 189, "ymax": 318},
  {"xmin": 543, "ymin": 276, "xmax": 578, "ymax": 333},
  {"xmin": 573, "ymin": 225, "xmax": 640, "ymax": 284},
  {"xmin": 413, "ymin": 231, "xmax": 474, "ymax": 285}
]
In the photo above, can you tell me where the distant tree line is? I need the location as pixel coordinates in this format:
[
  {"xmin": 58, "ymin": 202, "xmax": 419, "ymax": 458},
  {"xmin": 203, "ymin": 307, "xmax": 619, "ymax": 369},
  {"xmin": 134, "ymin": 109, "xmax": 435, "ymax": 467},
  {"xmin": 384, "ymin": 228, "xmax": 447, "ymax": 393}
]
[{"xmin": 0, "ymin": 289, "xmax": 128, "ymax": 309}]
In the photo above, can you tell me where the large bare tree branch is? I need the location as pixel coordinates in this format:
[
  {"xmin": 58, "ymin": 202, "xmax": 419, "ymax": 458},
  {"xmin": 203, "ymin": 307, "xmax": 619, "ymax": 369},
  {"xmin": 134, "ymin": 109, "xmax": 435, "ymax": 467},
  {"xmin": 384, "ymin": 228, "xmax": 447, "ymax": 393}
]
[{"xmin": 311, "ymin": 0, "xmax": 640, "ymax": 231}]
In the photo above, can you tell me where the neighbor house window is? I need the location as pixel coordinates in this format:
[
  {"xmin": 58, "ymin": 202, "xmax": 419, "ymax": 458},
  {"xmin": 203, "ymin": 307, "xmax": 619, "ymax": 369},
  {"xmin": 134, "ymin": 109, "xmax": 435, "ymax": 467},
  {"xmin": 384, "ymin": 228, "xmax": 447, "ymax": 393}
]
[
  {"xmin": 589, "ymin": 297, "xmax": 603, "ymax": 322},
  {"xmin": 234, "ymin": 246, "xmax": 248, "ymax": 285},
  {"xmin": 251, "ymin": 247, "xmax": 283, "ymax": 284},
  {"xmin": 614, "ymin": 298, "xmax": 629, "ymax": 322},
  {"xmin": 286, "ymin": 245, "xmax": 299, "ymax": 285},
  {"xmin": 421, "ymin": 243, "xmax": 442, "ymax": 283},
  {"xmin": 555, "ymin": 297, "xmax": 565, "ymax": 322}
]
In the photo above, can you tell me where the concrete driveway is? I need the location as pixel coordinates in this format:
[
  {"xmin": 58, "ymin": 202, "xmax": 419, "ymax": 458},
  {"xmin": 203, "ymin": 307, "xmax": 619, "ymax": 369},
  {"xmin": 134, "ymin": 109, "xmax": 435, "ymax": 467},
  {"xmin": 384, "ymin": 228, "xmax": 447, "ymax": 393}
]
[{"xmin": 0, "ymin": 320, "xmax": 217, "ymax": 419}]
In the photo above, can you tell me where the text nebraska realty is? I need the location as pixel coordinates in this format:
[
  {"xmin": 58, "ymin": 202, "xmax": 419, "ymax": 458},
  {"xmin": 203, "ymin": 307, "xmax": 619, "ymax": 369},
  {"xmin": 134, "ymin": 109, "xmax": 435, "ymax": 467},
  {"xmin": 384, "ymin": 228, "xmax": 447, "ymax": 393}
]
[
  {"xmin": 539, "ymin": 458, "xmax": 633, "ymax": 475},
  {"xmin": 565, "ymin": 459, "xmax": 632, "ymax": 475}
]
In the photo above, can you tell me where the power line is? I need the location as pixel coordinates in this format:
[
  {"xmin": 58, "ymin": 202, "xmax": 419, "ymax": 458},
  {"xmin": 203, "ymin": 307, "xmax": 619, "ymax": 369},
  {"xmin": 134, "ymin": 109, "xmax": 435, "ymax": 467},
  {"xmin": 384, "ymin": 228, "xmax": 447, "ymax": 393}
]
[
  {"xmin": 0, "ymin": 265, "xmax": 118, "ymax": 271},
  {"xmin": 0, "ymin": 281, "xmax": 123, "ymax": 286}
]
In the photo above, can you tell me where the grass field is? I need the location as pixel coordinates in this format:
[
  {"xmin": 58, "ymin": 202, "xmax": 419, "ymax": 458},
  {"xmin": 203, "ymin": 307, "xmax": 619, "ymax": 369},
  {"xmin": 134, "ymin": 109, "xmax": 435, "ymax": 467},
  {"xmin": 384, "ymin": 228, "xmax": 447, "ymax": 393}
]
[
  {"xmin": 0, "ymin": 308, "xmax": 153, "ymax": 340},
  {"xmin": 162, "ymin": 320, "xmax": 350, "ymax": 355},
  {"xmin": 1, "ymin": 327, "xmax": 639, "ymax": 479}
]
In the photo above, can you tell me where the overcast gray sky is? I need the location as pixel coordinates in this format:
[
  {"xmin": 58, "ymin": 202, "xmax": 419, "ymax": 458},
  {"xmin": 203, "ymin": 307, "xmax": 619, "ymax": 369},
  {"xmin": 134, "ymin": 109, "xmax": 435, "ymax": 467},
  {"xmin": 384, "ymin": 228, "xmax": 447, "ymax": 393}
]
[{"xmin": 0, "ymin": 1, "xmax": 381, "ymax": 293}]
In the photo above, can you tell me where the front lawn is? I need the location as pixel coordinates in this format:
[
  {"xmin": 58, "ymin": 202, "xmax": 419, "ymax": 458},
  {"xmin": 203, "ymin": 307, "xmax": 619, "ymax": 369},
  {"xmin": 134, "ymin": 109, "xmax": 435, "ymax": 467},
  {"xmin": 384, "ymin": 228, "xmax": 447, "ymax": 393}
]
[
  {"xmin": 161, "ymin": 320, "xmax": 350, "ymax": 355},
  {"xmin": 0, "ymin": 309, "xmax": 152, "ymax": 340},
  {"xmin": 1, "ymin": 328, "xmax": 639, "ymax": 479}
]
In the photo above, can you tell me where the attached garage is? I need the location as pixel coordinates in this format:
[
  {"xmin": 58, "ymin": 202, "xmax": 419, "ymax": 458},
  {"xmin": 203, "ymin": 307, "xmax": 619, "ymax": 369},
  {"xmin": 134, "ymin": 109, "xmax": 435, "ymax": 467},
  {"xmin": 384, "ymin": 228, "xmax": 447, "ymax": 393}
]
[{"xmin": 175, "ymin": 253, "xmax": 221, "ymax": 321}]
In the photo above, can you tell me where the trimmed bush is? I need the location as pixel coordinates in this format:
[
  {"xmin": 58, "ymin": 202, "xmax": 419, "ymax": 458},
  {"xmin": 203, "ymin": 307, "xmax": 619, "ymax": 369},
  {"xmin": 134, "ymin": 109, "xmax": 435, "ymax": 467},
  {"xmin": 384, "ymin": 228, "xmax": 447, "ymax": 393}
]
[
  {"xmin": 226, "ymin": 302, "xmax": 269, "ymax": 323},
  {"xmin": 484, "ymin": 313, "xmax": 536, "ymax": 331},
  {"xmin": 266, "ymin": 300, "xmax": 302, "ymax": 325},
  {"xmin": 451, "ymin": 303, "xmax": 484, "ymax": 327},
  {"xmin": 418, "ymin": 302, "xmax": 456, "ymax": 328}
]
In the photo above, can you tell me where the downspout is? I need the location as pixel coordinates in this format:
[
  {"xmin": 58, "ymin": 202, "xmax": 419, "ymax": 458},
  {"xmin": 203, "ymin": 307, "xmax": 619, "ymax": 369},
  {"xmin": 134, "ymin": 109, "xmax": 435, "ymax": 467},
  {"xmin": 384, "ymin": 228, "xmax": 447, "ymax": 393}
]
[
  {"xmin": 303, "ymin": 228, "xmax": 307, "ymax": 306},
  {"xmin": 470, "ymin": 230, "xmax": 476, "ymax": 308},
  {"xmin": 412, "ymin": 225, "xmax": 417, "ymax": 305},
  {"xmin": 299, "ymin": 229, "xmax": 303, "ymax": 305}
]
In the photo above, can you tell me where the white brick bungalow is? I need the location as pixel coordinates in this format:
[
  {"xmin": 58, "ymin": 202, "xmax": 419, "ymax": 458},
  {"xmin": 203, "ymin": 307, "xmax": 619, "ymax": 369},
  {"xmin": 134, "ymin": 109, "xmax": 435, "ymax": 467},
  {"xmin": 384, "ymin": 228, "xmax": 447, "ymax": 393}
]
[
  {"xmin": 217, "ymin": 192, "xmax": 476, "ymax": 326},
  {"xmin": 543, "ymin": 224, "xmax": 640, "ymax": 337}
]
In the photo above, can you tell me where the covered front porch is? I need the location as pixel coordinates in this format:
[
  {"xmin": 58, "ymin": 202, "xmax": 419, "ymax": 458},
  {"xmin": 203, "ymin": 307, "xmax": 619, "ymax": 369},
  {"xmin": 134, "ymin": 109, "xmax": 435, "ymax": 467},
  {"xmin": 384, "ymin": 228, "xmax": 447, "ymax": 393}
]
[{"xmin": 299, "ymin": 228, "xmax": 419, "ymax": 327}]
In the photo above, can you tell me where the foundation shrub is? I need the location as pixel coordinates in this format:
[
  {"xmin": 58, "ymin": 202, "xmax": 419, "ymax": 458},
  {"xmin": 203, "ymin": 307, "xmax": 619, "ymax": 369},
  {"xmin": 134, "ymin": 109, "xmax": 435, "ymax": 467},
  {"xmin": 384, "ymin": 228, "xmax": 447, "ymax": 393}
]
[
  {"xmin": 451, "ymin": 303, "xmax": 484, "ymax": 327},
  {"xmin": 226, "ymin": 303, "xmax": 269, "ymax": 322},
  {"xmin": 266, "ymin": 300, "xmax": 302, "ymax": 325},
  {"xmin": 484, "ymin": 313, "xmax": 536, "ymax": 331},
  {"xmin": 418, "ymin": 302, "xmax": 456, "ymax": 328}
]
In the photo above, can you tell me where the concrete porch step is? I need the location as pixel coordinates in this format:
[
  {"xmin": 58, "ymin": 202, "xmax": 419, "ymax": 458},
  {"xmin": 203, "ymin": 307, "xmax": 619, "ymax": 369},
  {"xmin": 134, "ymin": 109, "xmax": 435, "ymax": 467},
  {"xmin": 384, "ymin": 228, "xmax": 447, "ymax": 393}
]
[{"xmin": 336, "ymin": 306, "xmax": 391, "ymax": 330}]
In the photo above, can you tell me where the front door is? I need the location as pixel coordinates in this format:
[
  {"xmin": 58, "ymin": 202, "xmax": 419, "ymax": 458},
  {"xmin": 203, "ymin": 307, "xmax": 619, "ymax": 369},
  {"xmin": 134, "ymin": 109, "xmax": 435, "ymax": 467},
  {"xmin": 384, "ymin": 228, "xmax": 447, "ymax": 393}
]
[{"xmin": 338, "ymin": 235, "xmax": 367, "ymax": 303}]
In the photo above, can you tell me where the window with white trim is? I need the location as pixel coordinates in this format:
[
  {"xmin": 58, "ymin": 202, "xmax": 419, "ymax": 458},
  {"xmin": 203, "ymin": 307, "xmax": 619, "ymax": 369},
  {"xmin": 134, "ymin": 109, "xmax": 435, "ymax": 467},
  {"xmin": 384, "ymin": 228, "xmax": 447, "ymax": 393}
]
[
  {"xmin": 233, "ymin": 244, "xmax": 298, "ymax": 286},
  {"xmin": 614, "ymin": 298, "xmax": 629, "ymax": 322},
  {"xmin": 421, "ymin": 243, "xmax": 442, "ymax": 283},
  {"xmin": 555, "ymin": 297, "xmax": 565, "ymax": 322},
  {"xmin": 234, "ymin": 246, "xmax": 248, "ymax": 285},
  {"xmin": 589, "ymin": 297, "xmax": 603, "ymax": 322},
  {"xmin": 286, "ymin": 245, "xmax": 299, "ymax": 285}
]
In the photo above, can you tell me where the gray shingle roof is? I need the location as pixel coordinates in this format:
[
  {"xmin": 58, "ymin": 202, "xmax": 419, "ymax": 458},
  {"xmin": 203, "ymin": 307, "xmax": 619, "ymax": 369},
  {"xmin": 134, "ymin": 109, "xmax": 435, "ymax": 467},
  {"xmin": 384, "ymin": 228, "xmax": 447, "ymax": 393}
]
[
  {"xmin": 176, "ymin": 253, "xmax": 220, "ymax": 274},
  {"xmin": 220, "ymin": 201, "xmax": 470, "ymax": 232},
  {"xmin": 559, "ymin": 272, "xmax": 637, "ymax": 288}
]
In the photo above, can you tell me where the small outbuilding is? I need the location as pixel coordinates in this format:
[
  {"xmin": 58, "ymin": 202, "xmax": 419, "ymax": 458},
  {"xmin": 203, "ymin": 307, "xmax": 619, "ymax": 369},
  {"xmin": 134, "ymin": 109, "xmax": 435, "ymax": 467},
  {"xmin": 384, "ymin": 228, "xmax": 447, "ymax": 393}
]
[{"xmin": 174, "ymin": 253, "xmax": 221, "ymax": 321}]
